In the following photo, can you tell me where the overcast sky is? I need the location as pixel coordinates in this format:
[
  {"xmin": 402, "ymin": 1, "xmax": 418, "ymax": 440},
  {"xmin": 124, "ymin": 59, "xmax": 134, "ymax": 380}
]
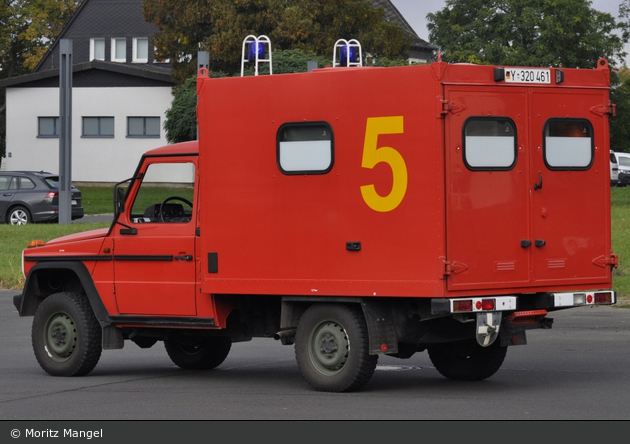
[{"xmin": 390, "ymin": 0, "xmax": 628, "ymax": 66}]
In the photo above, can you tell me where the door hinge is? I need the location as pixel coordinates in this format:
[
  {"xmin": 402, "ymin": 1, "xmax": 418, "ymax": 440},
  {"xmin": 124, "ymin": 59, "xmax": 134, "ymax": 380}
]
[
  {"xmin": 593, "ymin": 254, "xmax": 619, "ymax": 268},
  {"xmin": 441, "ymin": 257, "xmax": 468, "ymax": 278},
  {"xmin": 590, "ymin": 101, "xmax": 616, "ymax": 117},
  {"xmin": 439, "ymin": 98, "xmax": 466, "ymax": 117}
]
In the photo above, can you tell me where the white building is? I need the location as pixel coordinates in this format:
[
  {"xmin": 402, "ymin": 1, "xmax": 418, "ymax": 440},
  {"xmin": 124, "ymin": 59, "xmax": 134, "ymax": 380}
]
[{"xmin": 0, "ymin": 0, "xmax": 175, "ymax": 183}]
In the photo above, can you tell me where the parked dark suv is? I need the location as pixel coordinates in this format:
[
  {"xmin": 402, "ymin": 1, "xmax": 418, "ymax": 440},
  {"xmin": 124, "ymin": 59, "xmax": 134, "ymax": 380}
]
[{"xmin": 0, "ymin": 171, "xmax": 84, "ymax": 225}]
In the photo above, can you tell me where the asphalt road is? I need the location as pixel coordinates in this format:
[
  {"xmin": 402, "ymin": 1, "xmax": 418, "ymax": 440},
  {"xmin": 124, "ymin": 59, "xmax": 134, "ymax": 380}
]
[{"xmin": 2, "ymin": 288, "xmax": 629, "ymax": 422}]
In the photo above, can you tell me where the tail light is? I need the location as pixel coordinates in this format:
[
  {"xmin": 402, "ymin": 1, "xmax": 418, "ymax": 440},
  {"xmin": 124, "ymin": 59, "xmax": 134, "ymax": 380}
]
[{"xmin": 43, "ymin": 191, "xmax": 58, "ymax": 203}]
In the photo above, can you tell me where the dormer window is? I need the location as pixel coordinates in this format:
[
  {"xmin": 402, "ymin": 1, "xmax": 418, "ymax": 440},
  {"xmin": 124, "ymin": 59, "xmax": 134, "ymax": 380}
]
[
  {"xmin": 133, "ymin": 37, "xmax": 149, "ymax": 63},
  {"xmin": 90, "ymin": 38, "xmax": 105, "ymax": 61},
  {"xmin": 111, "ymin": 38, "xmax": 127, "ymax": 62}
]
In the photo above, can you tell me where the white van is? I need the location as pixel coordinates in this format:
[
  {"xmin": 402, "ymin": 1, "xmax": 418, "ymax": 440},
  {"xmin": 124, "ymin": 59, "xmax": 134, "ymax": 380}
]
[
  {"xmin": 615, "ymin": 151, "xmax": 630, "ymax": 186},
  {"xmin": 611, "ymin": 150, "xmax": 619, "ymax": 186}
]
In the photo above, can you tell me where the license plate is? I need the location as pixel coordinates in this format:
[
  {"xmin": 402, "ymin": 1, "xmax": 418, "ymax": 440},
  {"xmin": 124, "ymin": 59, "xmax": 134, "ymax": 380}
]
[
  {"xmin": 71, "ymin": 200, "xmax": 77, "ymax": 205},
  {"xmin": 504, "ymin": 68, "xmax": 551, "ymax": 84}
]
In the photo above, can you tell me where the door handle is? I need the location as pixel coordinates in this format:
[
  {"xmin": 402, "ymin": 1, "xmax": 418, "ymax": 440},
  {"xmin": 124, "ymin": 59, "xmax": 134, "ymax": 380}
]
[
  {"xmin": 535, "ymin": 239, "xmax": 546, "ymax": 247},
  {"xmin": 534, "ymin": 173, "xmax": 543, "ymax": 190},
  {"xmin": 174, "ymin": 255, "xmax": 193, "ymax": 261}
]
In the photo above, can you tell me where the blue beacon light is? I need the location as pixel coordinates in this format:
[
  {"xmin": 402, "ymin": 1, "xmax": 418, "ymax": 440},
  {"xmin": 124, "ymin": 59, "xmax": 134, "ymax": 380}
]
[
  {"xmin": 248, "ymin": 42, "xmax": 266, "ymax": 62},
  {"xmin": 339, "ymin": 45, "xmax": 357, "ymax": 66}
]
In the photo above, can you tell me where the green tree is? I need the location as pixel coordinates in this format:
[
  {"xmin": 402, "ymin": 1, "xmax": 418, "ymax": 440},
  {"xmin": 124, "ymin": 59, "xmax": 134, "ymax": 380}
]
[
  {"xmin": 427, "ymin": 0, "xmax": 626, "ymax": 69},
  {"xmin": 611, "ymin": 70, "xmax": 630, "ymax": 153},
  {"xmin": 18, "ymin": 0, "xmax": 83, "ymax": 70},
  {"xmin": 143, "ymin": 0, "xmax": 412, "ymax": 83}
]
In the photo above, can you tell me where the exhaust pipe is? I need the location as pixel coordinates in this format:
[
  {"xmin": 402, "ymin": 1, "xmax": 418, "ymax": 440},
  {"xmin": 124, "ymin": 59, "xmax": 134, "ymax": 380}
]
[{"xmin": 274, "ymin": 329, "xmax": 296, "ymax": 341}]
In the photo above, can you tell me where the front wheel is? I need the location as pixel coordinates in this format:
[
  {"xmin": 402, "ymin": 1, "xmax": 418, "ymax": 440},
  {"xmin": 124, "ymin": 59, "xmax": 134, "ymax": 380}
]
[
  {"xmin": 295, "ymin": 304, "xmax": 378, "ymax": 392},
  {"xmin": 164, "ymin": 335, "xmax": 231, "ymax": 370},
  {"xmin": 31, "ymin": 292, "xmax": 102, "ymax": 376},
  {"xmin": 428, "ymin": 338, "xmax": 507, "ymax": 381}
]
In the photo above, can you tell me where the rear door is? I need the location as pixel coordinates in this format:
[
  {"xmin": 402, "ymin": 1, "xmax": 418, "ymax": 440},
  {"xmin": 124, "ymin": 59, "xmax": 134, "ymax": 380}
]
[
  {"xmin": 445, "ymin": 86, "xmax": 531, "ymax": 290},
  {"xmin": 529, "ymin": 88, "xmax": 611, "ymax": 286},
  {"xmin": 445, "ymin": 85, "xmax": 612, "ymax": 291}
]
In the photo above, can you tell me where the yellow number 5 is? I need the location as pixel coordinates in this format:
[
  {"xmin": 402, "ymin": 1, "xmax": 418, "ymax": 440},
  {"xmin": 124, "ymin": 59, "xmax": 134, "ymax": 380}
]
[{"xmin": 360, "ymin": 116, "xmax": 407, "ymax": 212}]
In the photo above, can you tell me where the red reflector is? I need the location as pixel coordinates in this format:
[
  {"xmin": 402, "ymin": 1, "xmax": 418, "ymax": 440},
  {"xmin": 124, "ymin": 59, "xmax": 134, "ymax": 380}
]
[
  {"xmin": 481, "ymin": 299, "xmax": 495, "ymax": 310},
  {"xmin": 507, "ymin": 309, "xmax": 548, "ymax": 325},
  {"xmin": 594, "ymin": 292, "xmax": 611, "ymax": 304},
  {"xmin": 587, "ymin": 294, "xmax": 593, "ymax": 304},
  {"xmin": 453, "ymin": 300, "xmax": 472, "ymax": 312},
  {"xmin": 380, "ymin": 343, "xmax": 388, "ymax": 353}
]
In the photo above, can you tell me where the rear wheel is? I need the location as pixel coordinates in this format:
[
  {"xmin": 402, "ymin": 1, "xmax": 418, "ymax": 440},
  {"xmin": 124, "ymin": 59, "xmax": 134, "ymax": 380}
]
[
  {"xmin": 295, "ymin": 304, "xmax": 377, "ymax": 392},
  {"xmin": 428, "ymin": 338, "xmax": 507, "ymax": 381},
  {"xmin": 31, "ymin": 292, "xmax": 102, "ymax": 376},
  {"xmin": 8, "ymin": 206, "xmax": 30, "ymax": 225},
  {"xmin": 165, "ymin": 334, "xmax": 231, "ymax": 370}
]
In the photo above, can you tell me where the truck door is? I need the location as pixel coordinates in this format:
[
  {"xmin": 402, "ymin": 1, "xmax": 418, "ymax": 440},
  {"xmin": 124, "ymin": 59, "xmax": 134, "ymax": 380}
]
[
  {"xmin": 113, "ymin": 159, "xmax": 197, "ymax": 316},
  {"xmin": 528, "ymin": 88, "xmax": 611, "ymax": 286},
  {"xmin": 445, "ymin": 85, "xmax": 612, "ymax": 291},
  {"xmin": 445, "ymin": 86, "xmax": 531, "ymax": 290}
]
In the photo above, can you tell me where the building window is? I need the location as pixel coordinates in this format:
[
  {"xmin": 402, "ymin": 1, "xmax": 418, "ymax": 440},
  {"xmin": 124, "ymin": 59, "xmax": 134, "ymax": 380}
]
[
  {"xmin": 82, "ymin": 117, "xmax": 114, "ymax": 138},
  {"xmin": 112, "ymin": 38, "xmax": 127, "ymax": 62},
  {"xmin": 90, "ymin": 38, "xmax": 105, "ymax": 61},
  {"xmin": 463, "ymin": 117, "xmax": 517, "ymax": 171},
  {"xmin": 133, "ymin": 37, "xmax": 149, "ymax": 63},
  {"xmin": 38, "ymin": 117, "xmax": 59, "ymax": 138},
  {"xmin": 277, "ymin": 122, "xmax": 334, "ymax": 174},
  {"xmin": 127, "ymin": 117, "xmax": 160, "ymax": 138}
]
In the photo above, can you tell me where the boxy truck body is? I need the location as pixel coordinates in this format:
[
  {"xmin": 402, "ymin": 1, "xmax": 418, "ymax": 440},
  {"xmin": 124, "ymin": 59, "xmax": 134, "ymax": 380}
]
[{"xmin": 14, "ymin": 59, "xmax": 617, "ymax": 392}]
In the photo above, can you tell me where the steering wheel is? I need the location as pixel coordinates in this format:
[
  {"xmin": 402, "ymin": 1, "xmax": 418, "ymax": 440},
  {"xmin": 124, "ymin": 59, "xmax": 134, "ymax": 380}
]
[{"xmin": 159, "ymin": 196, "xmax": 193, "ymax": 222}]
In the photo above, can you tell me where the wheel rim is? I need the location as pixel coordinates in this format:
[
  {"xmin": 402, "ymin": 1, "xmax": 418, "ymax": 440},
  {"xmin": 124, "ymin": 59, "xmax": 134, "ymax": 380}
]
[
  {"xmin": 308, "ymin": 320, "xmax": 349, "ymax": 376},
  {"xmin": 43, "ymin": 312, "xmax": 77, "ymax": 362},
  {"xmin": 176, "ymin": 337, "xmax": 203, "ymax": 356},
  {"xmin": 10, "ymin": 210, "xmax": 28, "ymax": 225}
]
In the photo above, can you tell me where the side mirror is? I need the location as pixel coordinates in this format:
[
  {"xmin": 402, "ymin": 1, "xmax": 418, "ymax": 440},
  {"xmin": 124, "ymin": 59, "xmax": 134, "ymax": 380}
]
[{"xmin": 114, "ymin": 185, "xmax": 126, "ymax": 215}]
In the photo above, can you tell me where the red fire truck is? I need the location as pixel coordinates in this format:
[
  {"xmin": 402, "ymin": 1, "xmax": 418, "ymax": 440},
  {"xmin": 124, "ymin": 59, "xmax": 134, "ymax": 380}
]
[{"xmin": 14, "ymin": 54, "xmax": 617, "ymax": 392}]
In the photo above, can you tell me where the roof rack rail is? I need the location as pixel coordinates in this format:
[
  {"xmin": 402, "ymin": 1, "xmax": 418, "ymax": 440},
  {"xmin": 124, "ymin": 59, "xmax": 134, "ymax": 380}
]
[{"xmin": 241, "ymin": 35, "xmax": 272, "ymax": 77}]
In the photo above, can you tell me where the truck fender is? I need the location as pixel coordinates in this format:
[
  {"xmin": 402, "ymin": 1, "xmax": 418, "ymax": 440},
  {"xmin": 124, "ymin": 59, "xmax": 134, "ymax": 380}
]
[
  {"xmin": 16, "ymin": 261, "xmax": 110, "ymax": 323},
  {"xmin": 278, "ymin": 297, "xmax": 398, "ymax": 355}
]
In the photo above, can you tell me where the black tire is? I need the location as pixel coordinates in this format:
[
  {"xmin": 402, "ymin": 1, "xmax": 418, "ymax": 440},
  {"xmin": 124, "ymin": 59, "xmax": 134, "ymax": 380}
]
[
  {"xmin": 31, "ymin": 292, "xmax": 102, "ymax": 376},
  {"xmin": 295, "ymin": 304, "xmax": 378, "ymax": 392},
  {"xmin": 428, "ymin": 338, "xmax": 507, "ymax": 381},
  {"xmin": 8, "ymin": 206, "xmax": 30, "ymax": 225},
  {"xmin": 164, "ymin": 334, "xmax": 231, "ymax": 370}
]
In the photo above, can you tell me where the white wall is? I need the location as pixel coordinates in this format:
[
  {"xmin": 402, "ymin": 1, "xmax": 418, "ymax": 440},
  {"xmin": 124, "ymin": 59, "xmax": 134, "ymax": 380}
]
[{"xmin": 5, "ymin": 86, "xmax": 173, "ymax": 183}]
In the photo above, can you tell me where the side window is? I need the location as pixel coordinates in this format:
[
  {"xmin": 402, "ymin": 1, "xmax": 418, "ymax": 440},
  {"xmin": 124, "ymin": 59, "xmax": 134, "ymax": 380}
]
[
  {"xmin": 463, "ymin": 118, "xmax": 517, "ymax": 170},
  {"xmin": 19, "ymin": 177, "xmax": 36, "ymax": 190},
  {"xmin": 130, "ymin": 162, "xmax": 195, "ymax": 224},
  {"xmin": 38, "ymin": 117, "xmax": 59, "ymax": 138},
  {"xmin": 544, "ymin": 119, "xmax": 593, "ymax": 170},
  {"xmin": 277, "ymin": 122, "xmax": 334, "ymax": 174},
  {"xmin": 83, "ymin": 117, "xmax": 114, "ymax": 137}
]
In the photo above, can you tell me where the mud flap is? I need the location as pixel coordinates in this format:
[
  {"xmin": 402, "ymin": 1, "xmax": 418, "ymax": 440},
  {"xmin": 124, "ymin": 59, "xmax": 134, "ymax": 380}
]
[
  {"xmin": 476, "ymin": 312, "xmax": 502, "ymax": 347},
  {"xmin": 102, "ymin": 324, "xmax": 124, "ymax": 350},
  {"xmin": 361, "ymin": 301, "xmax": 398, "ymax": 355}
]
